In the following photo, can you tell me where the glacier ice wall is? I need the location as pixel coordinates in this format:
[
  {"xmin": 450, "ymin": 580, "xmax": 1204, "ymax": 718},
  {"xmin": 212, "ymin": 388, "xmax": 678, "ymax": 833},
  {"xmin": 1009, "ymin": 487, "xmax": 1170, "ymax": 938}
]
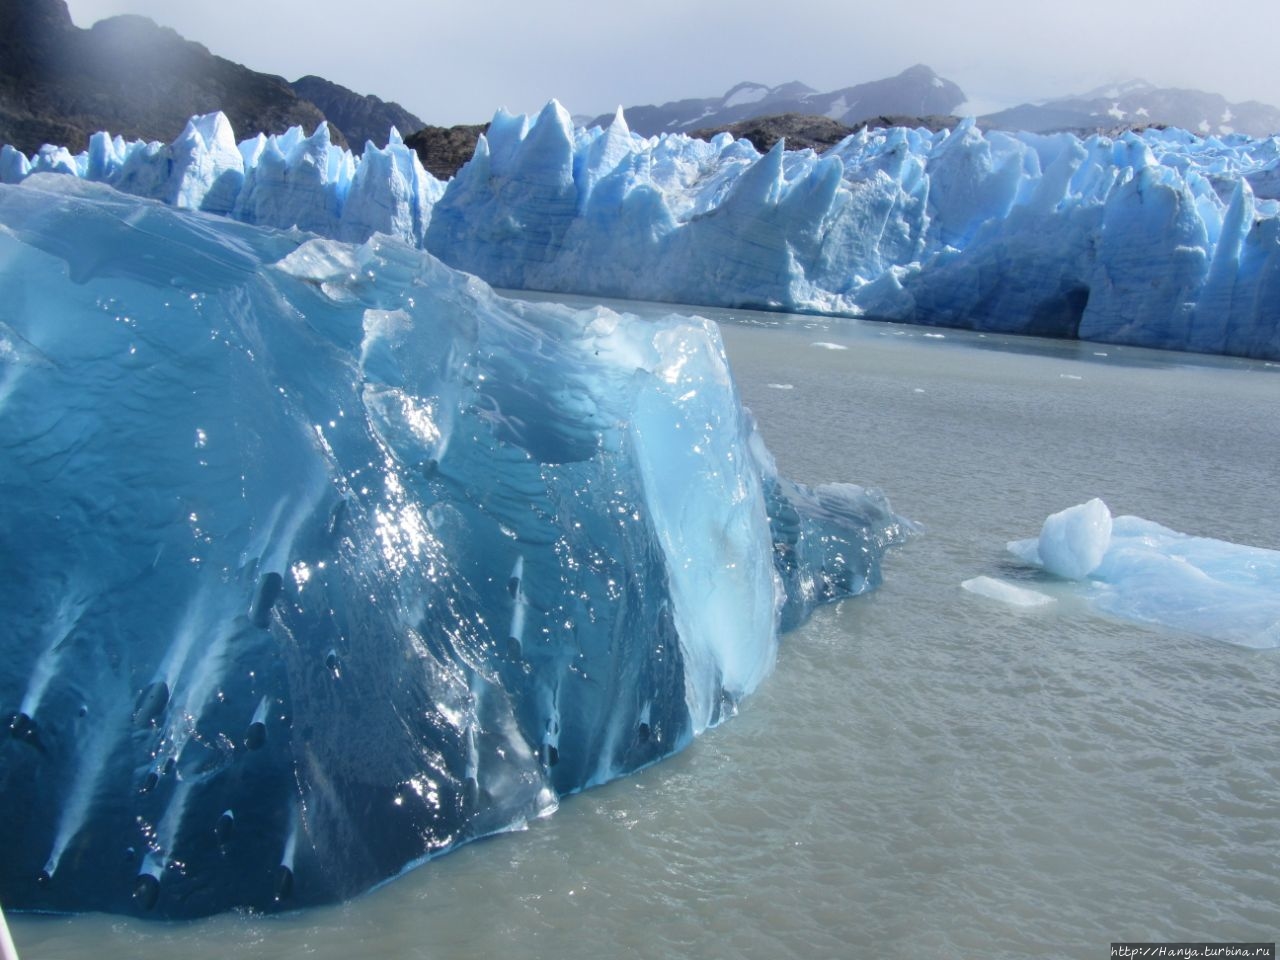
[
  {"xmin": 0, "ymin": 112, "xmax": 445, "ymax": 248},
  {"xmin": 428, "ymin": 104, "xmax": 1280, "ymax": 358},
  {"xmin": 0, "ymin": 175, "xmax": 908, "ymax": 918},
  {"xmin": 5, "ymin": 104, "xmax": 1278, "ymax": 358}
]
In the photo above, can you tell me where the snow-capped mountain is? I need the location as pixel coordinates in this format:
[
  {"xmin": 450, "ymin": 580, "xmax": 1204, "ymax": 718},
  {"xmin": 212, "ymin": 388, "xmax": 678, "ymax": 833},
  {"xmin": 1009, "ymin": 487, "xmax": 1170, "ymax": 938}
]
[
  {"xmin": 982, "ymin": 80, "xmax": 1280, "ymax": 138},
  {"xmin": 585, "ymin": 65, "xmax": 966, "ymax": 136}
]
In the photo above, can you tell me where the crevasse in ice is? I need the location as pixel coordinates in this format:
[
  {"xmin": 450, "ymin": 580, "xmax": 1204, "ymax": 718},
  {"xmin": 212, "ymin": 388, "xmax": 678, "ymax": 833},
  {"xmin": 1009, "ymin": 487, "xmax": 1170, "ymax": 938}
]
[
  {"xmin": 4, "ymin": 103, "xmax": 1278, "ymax": 358},
  {"xmin": 0, "ymin": 175, "xmax": 909, "ymax": 918}
]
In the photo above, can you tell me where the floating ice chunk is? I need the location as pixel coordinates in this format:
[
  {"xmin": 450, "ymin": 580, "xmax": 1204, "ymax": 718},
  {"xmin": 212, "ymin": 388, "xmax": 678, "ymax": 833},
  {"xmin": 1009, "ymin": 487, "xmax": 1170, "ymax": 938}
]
[
  {"xmin": 1009, "ymin": 498, "xmax": 1113, "ymax": 579},
  {"xmin": 810, "ymin": 342, "xmax": 847, "ymax": 350},
  {"xmin": 1088, "ymin": 516, "xmax": 1280, "ymax": 647},
  {"xmin": 961, "ymin": 576, "xmax": 1055, "ymax": 608},
  {"xmin": 0, "ymin": 175, "xmax": 909, "ymax": 918},
  {"xmin": 1009, "ymin": 502, "xmax": 1280, "ymax": 647}
]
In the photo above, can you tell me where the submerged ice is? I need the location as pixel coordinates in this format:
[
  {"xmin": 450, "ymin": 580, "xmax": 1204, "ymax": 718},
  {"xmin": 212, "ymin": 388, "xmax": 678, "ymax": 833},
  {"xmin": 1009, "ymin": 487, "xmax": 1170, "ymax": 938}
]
[
  {"xmin": 1009, "ymin": 500, "xmax": 1280, "ymax": 648},
  {"xmin": 4, "ymin": 104, "xmax": 1279, "ymax": 358},
  {"xmin": 0, "ymin": 175, "xmax": 908, "ymax": 918}
]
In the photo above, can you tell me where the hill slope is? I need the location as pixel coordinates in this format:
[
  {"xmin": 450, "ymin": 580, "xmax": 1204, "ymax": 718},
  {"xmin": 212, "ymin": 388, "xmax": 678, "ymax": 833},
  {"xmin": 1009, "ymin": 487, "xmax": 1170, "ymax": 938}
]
[
  {"xmin": 290, "ymin": 74, "xmax": 424, "ymax": 149},
  {"xmin": 0, "ymin": 0, "xmax": 336, "ymax": 153}
]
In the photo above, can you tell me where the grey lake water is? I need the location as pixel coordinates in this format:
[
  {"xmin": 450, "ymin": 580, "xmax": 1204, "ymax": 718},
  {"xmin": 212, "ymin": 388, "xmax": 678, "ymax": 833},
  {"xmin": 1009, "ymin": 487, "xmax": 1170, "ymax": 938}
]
[{"xmin": 9, "ymin": 297, "xmax": 1280, "ymax": 959}]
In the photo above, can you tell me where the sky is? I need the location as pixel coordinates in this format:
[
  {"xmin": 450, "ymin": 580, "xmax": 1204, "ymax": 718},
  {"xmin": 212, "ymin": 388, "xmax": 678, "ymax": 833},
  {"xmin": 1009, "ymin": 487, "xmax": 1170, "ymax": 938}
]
[{"xmin": 63, "ymin": 0, "xmax": 1280, "ymax": 127}]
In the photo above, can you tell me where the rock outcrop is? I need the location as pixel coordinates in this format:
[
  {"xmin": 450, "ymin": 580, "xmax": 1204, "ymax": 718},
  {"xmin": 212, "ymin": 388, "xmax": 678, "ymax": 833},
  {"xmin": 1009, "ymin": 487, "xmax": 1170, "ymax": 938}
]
[
  {"xmin": 290, "ymin": 74, "xmax": 424, "ymax": 149},
  {"xmin": 404, "ymin": 123, "xmax": 490, "ymax": 179}
]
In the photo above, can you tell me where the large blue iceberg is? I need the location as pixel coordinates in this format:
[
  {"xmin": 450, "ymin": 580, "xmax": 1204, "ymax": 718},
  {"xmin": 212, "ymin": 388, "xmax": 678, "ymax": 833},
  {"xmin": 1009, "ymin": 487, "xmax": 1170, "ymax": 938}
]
[
  {"xmin": 0, "ymin": 175, "xmax": 908, "ymax": 918},
  {"xmin": 4, "ymin": 104, "xmax": 1279, "ymax": 358}
]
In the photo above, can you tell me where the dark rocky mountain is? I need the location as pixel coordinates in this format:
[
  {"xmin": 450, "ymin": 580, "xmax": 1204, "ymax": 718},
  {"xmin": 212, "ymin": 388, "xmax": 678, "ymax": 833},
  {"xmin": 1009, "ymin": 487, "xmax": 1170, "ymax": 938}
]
[
  {"xmin": 0, "ymin": 0, "xmax": 341, "ymax": 154},
  {"xmin": 691, "ymin": 113, "xmax": 853, "ymax": 153},
  {"xmin": 403, "ymin": 124, "xmax": 489, "ymax": 180},
  {"xmin": 587, "ymin": 65, "xmax": 966, "ymax": 137},
  {"xmin": 404, "ymin": 111, "xmax": 961, "ymax": 182},
  {"xmin": 690, "ymin": 112, "xmax": 960, "ymax": 154},
  {"xmin": 980, "ymin": 80, "xmax": 1280, "ymax": 138},
  {"xmin": 290, "ymin": 75, "xmax": 424, "ymax": 149}
]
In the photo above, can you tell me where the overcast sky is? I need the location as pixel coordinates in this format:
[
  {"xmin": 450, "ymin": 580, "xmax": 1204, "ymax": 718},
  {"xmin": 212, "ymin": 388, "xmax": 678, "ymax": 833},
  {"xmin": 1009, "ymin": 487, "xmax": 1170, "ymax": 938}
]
[{"xmin": 63, "ymin": 0, "xmax": 1280, "ymax": 126}]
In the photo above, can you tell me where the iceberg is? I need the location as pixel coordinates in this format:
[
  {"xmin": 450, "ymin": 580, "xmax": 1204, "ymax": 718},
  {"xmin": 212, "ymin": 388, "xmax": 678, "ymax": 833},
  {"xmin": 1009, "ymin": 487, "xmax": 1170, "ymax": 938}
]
[
  {"xmin": 1018, "ymin": 498, "xmax": 1113, "ymax": 580},
  {"xmin": 1009, "ymin": 500, "xmax": 1280, "ymax": 647},
  {"xmin": 960, "ymin": 576, "xmax": 1055, "ymax": 609},
  {"xmin": 0, "ymin": 175, "xmax": 909, "ymax": 918},
  {"xmin": 3, "ymin": 105, "xmax": 1279, "ymax": 359}
]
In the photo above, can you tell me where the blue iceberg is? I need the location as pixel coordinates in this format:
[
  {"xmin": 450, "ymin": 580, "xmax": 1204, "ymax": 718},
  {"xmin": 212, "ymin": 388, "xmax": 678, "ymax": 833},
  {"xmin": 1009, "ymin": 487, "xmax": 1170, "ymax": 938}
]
[
  {"xmin": 5, "ymin": 105, "xmax": 1279, "ymax": 358},
  {"xmin": 1008, "ymin": 500, "xmax": 1280, "ymax": 648},
  {"xmin": 0, "ymin": 175, "xmax": 908, "ymax": 918}
]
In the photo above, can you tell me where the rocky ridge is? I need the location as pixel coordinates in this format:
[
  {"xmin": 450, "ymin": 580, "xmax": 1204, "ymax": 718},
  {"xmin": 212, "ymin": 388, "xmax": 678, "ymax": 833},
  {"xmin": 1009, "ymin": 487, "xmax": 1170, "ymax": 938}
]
[
  {"xmin": 0, "ymin": 0, "xmax": 337, "ymax": 153},
  {"xmin": 290, "ymin": 74, "xmax": 424, "ymax": 149}
]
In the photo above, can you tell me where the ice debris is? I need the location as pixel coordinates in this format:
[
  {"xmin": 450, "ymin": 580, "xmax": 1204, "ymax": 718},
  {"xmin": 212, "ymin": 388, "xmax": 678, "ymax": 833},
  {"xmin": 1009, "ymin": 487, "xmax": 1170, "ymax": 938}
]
[
  {"xmin": 1009, "ymin": 500, "xmax": 1280, "ymax": 647},
  {"xmin": 961, "ymin": 576, "xmax": 1055, "ymax": 608}
]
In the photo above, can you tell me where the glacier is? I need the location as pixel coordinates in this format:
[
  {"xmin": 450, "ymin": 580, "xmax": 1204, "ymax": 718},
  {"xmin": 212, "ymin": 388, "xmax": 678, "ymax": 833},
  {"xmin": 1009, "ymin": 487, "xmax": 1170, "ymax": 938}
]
[
  {"xmin": 1008, "ymin": 500, "xmax": 1280, "ymax": 648},
  {"xmin": 0, "ymin": 174, "xmax": 909, "ymax": 918},
  {"xmin": 0, "ymin": 112, "xmax": 444, "ymax": 247},
  {"xmin": 3, "ymin": 104, "xmax": 1279, "ymax": 359}
]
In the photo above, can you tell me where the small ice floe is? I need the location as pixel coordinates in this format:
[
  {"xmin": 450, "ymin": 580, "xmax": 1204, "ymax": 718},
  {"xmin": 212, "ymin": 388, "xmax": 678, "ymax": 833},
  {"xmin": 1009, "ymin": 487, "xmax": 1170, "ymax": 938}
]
[
  {"xmin": 912, "ymin": 388, "xmax": 925, "ymax": 394},
  {"xmin": 811, "ymin": 342, "xmax": 848, "ymax": 351},
  {"xmin": 1059, "ymin": 373, "xmax": 1083, "ymax": 380},
  {"xmin": 1008, "ymin": 499, "xmax": 1280, "ymax": 648},
  {"xmin": 961, "ymin": 576, "xmax": 1055, "ymax": 608},
  {"xmin": 1010, "ymin": 498, "xmax": 1112, "ymax": 580},
  {"xmin": 766, "ymin": 383, "xmax": 795, "ymax": 390},
  {"xmin": 923, "ymin": 332, "xmax": 946, "ymax": 339}
]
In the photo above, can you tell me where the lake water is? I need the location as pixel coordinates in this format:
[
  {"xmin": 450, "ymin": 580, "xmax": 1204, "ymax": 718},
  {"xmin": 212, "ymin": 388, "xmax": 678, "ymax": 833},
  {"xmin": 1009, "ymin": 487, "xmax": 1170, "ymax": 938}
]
[{"xmin": 9, "ymin": 299, "xmax": 1280, "ymax": 959}]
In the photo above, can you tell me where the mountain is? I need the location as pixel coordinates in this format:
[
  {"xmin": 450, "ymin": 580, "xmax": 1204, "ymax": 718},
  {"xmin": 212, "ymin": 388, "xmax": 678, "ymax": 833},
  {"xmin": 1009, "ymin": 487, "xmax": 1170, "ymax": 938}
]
[
  {"xmin": 290, "ymin": 75, "xmax": 424, "ymax": 149},
  {"xmin": 586, "ymin": 65, "xmax": 966, "ymax": 137},
  {"xmin": 981, "ymin": 80, "xmax": 1280, "ymax": 138},
  {"xmin": 584, "ymin": 79, "xmax": 818, "ymax": 137},
  {"xmin": 0, "ymin": 0, "xmax": 338, "ymax": 154},
  {"xmin": 403, "ymin": 123, "xmax": 490, "ymax": 180},
  {"xmin": 689, "ymin": 112, "xmax": 960, "ymax": 154}
]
